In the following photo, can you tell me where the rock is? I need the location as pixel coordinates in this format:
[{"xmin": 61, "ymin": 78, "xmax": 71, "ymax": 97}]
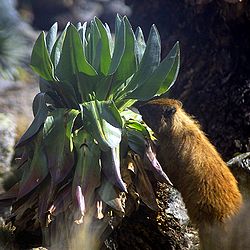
[
  {"xmin": 156, "ymin": 183, "xmax": 199, "ymax": 250},
  {"xmin": 163, "ymin": 185, "xmax": 190, "ymax": 225},
  {"xmin": 0, "ymin": 79, "xmax": 39, "ymax": 141},
  {"xmin": 0, "ymin": 113, "xmax": 16, "ymax": 175},
  {"xmin": 227, "ymin": 152, "xmax": 250, "ymax": 201},
  {"xmin": 106, "ymin": 182, "xmax": 199, "ymax": 250}
]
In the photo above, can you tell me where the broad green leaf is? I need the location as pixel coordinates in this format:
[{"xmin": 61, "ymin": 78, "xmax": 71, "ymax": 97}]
[
  {"xmin": 66, "ymin": 109, "xmax": 80, "ymax": 151},
  {"xmin": 126, "ymin": 126, "xmax": 146, "ymax": 157},
  {"xmin": 94, "ymin": 74, "xmax": 113, "ymax": 101},
  {"xmin": 115, "ymin": 25, "xmax": 161, "ymax": 100},
  {"xmin": 51, "ymin": 23, "xmax": 69, "ymax": 69},
  {"xmin": 108, "ymin": 17, "xmax": 125, "ymax": 75},
  {"xmin": 157, "ymin": 41, "xmax": 180, "ymax": 95},
  {"xmin": 111, "ymin": 17, "xmax": 137, "ymax": 92},
  {"xmin": 127, "ymin": 42, "xmax": 180, "ymax": 100},
  {"xmin": 56, "ymin": 24, "xmax": 97, "ymax": 83},
  {"xmin": 120, "ymin": 108, "xmax": 142, "ymax": 122},
  {"xmin": 43, "ymin": 109, "xmax": 75, "ymax": 185},
  {"xmin": 115, "ymin": 98, "xmax": 136, "ymax": 111},
  {"xmin": 81, "ymin": 100, "xmax": 122, "ymax": 150},
  {"xmin": 90, "ymin": 20, "xmax": 102, "ymax": 71},
  {"xmin": 101, "ymin": 146, "xmax": 127, "ymax": 192},
  {"xmin": 95, "ymin": 17, "xmax": 112, "ymax": 75},
  {"xmin": 78, "ymin": 72, "xmax": 115, "ymax": 102},
  {"xmin": 105, "ymin": 23, "xmax": 114, "ymax": 55},
  {"xmin": 84, "ymin": 25, "xmax": 92, "ymax": 62},
  {"xmin": 30, "ymin": 32, "xmax": 55, "ymax": 81},
  {"xmin": 72, "ymin": 130, "xmax": 101, "ymax": 207},
  {"xmin": 52, "ymin": 82, "xmax": 79, "ymax": 109},
  {"xmin": 16, "ymin": 93, "xmax": 48, "ymax": 147},
  {"xmin": 18, "ymin": 136, "xmax": 48, "ymax": 199},
  {"xmin": 135, "ymin": 27, "xmax": 146, "ymax": 64},
  {"xmin": 77, "ymin": 72, "xmax": 101, "ymax": 101},
  {"xmin": 115, "ymin": 14, "xmax": 122, "ymax": 34},
  {"xmin": 126, "ymin": 121, "xmax": 150, "ymax": 138},
  {"xmin": 46, "ymin": 22, "xmax": 58, "ymax": 54}
]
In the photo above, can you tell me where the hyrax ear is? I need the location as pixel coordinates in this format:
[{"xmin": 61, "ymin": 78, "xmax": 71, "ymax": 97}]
[{"xmin": 163, "ymin": 106, "xmax": 176, "ymax": 119}]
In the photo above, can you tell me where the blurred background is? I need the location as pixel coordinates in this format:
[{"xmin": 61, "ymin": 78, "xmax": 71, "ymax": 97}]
[{"xmin": 0, "ymin": 0, "xmax": 250, "ymax": 249}]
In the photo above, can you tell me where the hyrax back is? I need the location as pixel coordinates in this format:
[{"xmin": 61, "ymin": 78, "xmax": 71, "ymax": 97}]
[{"xmin": 139, "ymin": 98, "xmax": 242, "ymax": 230}]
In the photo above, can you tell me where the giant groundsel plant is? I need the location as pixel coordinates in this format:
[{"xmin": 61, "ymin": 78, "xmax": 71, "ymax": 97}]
[{"xmin": 0, "ymin": 15, "xmax": 179, "ymax": 241}]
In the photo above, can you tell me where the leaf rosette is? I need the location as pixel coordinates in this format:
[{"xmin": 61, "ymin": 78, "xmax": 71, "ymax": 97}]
[{"xmin": 0, "ymin": 15, "xmax": 180, "ymax": 242}]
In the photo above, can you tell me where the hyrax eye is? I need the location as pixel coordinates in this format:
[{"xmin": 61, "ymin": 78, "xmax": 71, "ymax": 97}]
[{"xmin": 163, "ymin": 106, "xmax": 176, "ymax": 119}]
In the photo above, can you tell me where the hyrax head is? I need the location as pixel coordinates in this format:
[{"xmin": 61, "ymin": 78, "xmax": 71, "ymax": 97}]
[{"xmin": 138, "ymin": 98, "xmax": 182, "ymax": 135}]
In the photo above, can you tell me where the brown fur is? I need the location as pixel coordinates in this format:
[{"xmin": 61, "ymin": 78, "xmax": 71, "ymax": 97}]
[{"xmin": 139, "ymin": 98, "xmax": 243, "ymax": 249}]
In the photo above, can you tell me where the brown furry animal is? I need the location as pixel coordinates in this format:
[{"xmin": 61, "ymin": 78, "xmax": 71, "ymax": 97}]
[{"xmin": 139, "ymin": 98, "xmax": 243, "ymax": 250}]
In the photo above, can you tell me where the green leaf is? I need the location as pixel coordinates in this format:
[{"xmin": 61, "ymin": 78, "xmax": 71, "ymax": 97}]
[
  {"xmin": 43, "ymin": 109, "xmax": 75, "ymax": 185},
  {"xmin": 105, "ymin": 23, "xmax": 114, "ymax": 55},
  {"xmin": 116, "ymin": 25, "xmax": 161, "ymax": 100},
  {"xmin": 51, "ymin": 23, "xmax": 69, "ymax": 69},
  {"xmin": 81, "ymin": 100, "xmax": 122, "ymax": 150},
  {"xmin": 126, "ymin": 121, "xmax": 150, "ymax": 138},
  {"xmin": 66, "ymin": 109, "xmax": 80, "ymax": 151},
  {"xmin": 108, "ymin": 16, "xmax": 125, "ymax": 75},
  {"xmin": 95, "ymin": 17, "xmax": 112, "ymax": 75},
  {"xmin": 72, "ymin": 130, "xmax": 101, "ymax": 207},
  {"xmin": 16, "ymin": 93, "xmax": 48, "ymax": 147},
  {"xmin": 78, "ymin": 73, "xmax": 114, "ymax": 102},
  {"xmin": 127, "ymin": 42, "xmax": 180, "ymax": 100},
  {"xmin": 46, "ymin": 22, "xmax": 58, "ymax": 55},
  {"xmin": 56, "ymin": 24, "xmax": 97, "ymax": 83},
  {"xmin": 117, "ymin": 100, "xmax": 137, "ymax": 111},
  {"xmin": 90, "ymin": 20, "xmax": 102, "ymax": 71},
  {"xmin": 135, "ymin": 27, "xmax": 146, "ymax": 64},
  {"xmin": 30, "ymin": 32, "xmax": 55, "ymax": 81},
  {"xmin": 52, "ymin": 81, "xmax": 80, "ymax": 109},
  {"xmin": 126, "ymin": 126, "xmax": 146, "ymax": 157},
  {"xmin": 77, "ymin": 73, "xmax": 100, "ymax": 101},
  {"xmin": 111, "ymin": 17, "xmax": 137, "ymax": 92},
  {"xmin": 157, "ymin": 41, "xmax": 180, "ymax": 95},
  {"xmin": 120, "ymin": 108, "xmax": 143, "ymax": 122}
]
